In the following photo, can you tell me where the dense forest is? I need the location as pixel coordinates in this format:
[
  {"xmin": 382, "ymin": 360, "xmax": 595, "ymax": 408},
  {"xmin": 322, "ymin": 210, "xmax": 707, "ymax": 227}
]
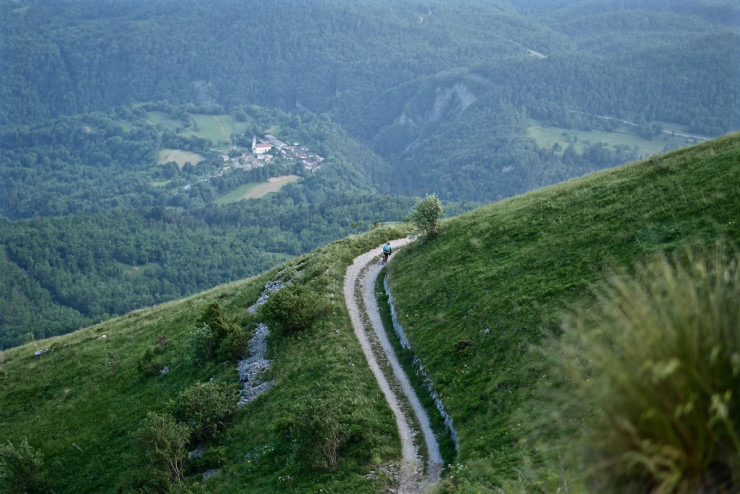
[
  {"xmin": 1, "ymin": 0, "xmax": 738, "ymax": 347},
  {"xmin": 0, "ymin": 105, "xmax": 433, "ymax": 348},
  {"xmin": 0, "ymin": 193, "xmax": 422, "ymax": 349}
]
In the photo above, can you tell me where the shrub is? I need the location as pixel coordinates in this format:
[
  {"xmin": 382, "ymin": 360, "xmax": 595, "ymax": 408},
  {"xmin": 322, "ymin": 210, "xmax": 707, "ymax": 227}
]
[
  {"xmin": 0, "ymin": 438, "xmax": 45, "ymax": 493},
  {"xmin": 216, "ymin": 325, "xmax": 248, "ymax": 362},
  {"xmin": 289, "ymin": 398, "xmax": 349, "ymax": 470},
  {"xmin": 261, "ymin": 283, "xmax": 321, "ymax": 334},
  {"xmin": 198, "ymin": 301, "xmax": 232, "ymax": 343},
  {"xmin": 188, "ymin": 323, "xmax": 217, "ymax": 365},
  {"xmin": 409, "ymin": 194, "xmax": 443, "ymax": 237},
  {"xmin": 173, "ymin": 381, "xmax": 239, "ymax": 441},
  {"xmin": 189, "ymin": 446, "xmax": 227, "ymax": 473},
  {"xmin": 547, "ymin": 247, "xmax": 740, "ymax": 492},
  {"xmin": 130, "ymin": 412, "xmax": 191, "ymax": 488},
  {"xmin": 191, "ymin": 303, "xmax": 246, "ymax": 363},
  {"xmin": 138, "ymin": 345, "xmax": 167, "ymax": 377}
]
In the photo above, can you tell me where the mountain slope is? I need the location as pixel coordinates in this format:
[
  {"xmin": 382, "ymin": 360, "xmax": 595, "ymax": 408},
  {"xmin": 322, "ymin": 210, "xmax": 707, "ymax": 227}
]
[
  {"xmin": 385, "ymin": 132, "xmax": 740, "ymax": 490},
  {"xmin": 0, "ymin": 134, "xmax": 738, "ymax": 492},
  {"xmin": 0, "ymin": 225, "xmax": 414, "ymax": 492}
]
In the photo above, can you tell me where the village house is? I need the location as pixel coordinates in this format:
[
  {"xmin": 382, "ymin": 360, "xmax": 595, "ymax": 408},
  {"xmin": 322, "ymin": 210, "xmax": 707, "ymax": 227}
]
[{"xmin": 264, "ymin": 134, "xmax": 288, "ymax": 148}]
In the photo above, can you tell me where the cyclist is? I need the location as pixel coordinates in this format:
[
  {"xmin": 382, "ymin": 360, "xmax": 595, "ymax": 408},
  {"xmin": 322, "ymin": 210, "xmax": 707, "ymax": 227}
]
[{"xmin": 382, "ymin": 242, "xmax": 392, "ymax": 263}]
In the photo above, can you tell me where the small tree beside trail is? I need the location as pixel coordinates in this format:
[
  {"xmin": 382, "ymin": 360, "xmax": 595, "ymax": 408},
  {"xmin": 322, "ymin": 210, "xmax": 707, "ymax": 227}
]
[{"xmin": 409, "ymin": 194, "xmax": 443, "ymax": 237}]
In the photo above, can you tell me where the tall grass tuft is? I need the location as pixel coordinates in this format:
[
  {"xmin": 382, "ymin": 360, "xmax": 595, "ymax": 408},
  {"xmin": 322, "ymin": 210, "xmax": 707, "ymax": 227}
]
[{"xmin": 550, "ymin": 244, "xmax": 739, "ymax": 493}]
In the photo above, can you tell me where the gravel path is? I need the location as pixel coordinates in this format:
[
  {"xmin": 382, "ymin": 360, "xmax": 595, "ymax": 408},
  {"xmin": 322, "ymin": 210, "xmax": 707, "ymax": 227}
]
[{"xmin": 344, "ymin": 238, "xmax": 442, "ymax": 493}]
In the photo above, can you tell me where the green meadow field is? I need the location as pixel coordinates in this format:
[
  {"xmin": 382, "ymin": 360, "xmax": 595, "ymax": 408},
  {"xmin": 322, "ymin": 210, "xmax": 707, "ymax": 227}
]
[
  {"xmin": 157, "ymin": 148, "xmax": 206, "ymax": 168},
  {"xmin": 527, "ymin": 119, "xmax": 701, "ymax": 158},
  {"xmin": 145, "ymin": 111, "xmax": 250, "ymax": 144}
]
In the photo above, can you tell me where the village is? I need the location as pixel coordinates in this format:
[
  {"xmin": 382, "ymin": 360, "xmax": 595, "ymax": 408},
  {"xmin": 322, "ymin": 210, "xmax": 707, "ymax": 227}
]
[
  {"xmin": 221, "ymin": 134, "xmax": 324, "ymax": 173},
  {"xmin": 184, "ymin": 134, "xmax": 324, "ymax": 191}
]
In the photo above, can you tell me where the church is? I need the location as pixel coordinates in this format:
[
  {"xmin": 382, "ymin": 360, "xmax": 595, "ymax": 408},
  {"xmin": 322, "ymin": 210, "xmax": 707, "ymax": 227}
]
[{"xmin": 252, "ymin": 135, "xmax": 272, "ymax": 155}]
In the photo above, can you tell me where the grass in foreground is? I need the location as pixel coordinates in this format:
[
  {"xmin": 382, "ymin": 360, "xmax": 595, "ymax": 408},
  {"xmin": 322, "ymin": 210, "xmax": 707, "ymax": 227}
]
[{"xmin": 542, "ymin": 245, "xmax": 739, "ymax": 492}]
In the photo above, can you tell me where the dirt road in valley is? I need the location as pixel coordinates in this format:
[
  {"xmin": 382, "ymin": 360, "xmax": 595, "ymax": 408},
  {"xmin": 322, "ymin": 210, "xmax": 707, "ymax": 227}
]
[{"xmin": 344, "ymin": 238, "xmax": 443, "ymax": 493}]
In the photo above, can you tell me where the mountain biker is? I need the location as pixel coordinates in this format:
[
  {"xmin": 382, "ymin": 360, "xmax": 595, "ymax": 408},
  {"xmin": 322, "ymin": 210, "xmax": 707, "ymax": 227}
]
[{"xmin": 382, "ymin": 242, "xmax": 392, "ymax": 262}]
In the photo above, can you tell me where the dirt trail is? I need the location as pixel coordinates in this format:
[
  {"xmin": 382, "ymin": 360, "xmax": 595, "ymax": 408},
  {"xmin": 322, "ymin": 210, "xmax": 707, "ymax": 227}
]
[{"xmin": 344, "ymin": 238, "xmax": 442, "ymax": 493}]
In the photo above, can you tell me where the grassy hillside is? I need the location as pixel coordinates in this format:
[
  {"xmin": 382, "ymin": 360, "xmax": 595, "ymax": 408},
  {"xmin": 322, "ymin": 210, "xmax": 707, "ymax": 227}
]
[
  {"xmin": 1, "ymin": 134, "xmax": 738, "ymax": 492},
  {"xmin": 0, "ymin": 224, "xmax": 413, "ymax": 493},
  {"xmin": 386, "ymin": 132, "xmax": 740, "ymax": 491}
]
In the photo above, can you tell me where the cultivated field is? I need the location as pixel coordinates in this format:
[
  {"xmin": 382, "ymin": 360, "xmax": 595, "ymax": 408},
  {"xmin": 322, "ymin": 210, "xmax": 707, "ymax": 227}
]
[{"xmin": 215, "ymin": 175, "xmax": 301, "ymax": 204}]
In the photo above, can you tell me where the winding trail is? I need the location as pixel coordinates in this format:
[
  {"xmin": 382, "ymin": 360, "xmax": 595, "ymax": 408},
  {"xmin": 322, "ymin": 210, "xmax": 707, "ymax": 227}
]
[{"xmin": 344, "ymin": 239, "xmax": 443, "ymax": 493}]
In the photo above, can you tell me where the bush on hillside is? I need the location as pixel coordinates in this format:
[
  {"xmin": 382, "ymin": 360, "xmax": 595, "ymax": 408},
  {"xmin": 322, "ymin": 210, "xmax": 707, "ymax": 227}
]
[
  {"xmin": 216, "ymin": 325, "xmax": 248, "ymax": 362},
  {"xmin": 173, "ymin": 381, "xmax": 239, "ymax": 441},
  {"xmin": 198, "ymin": 302, "xmax": 232, "ymax": 343},
  {"xmin": 261, "ymin": 283, "xmax": 322, "ymax": 334},
  {"xmin": 408, "ymin": 194, "xmax": 443, "ymax": 237},
  {"xmin": 289, "ymin": 398, "xmax": 350, "ymax": 471},
  {"xmin": 0, "ymin": 438, "xmax": 45, "ymax": 493},
  {"xmin": 545, "ymin": 245, "xmax": 740, "ymax": 492},
  {"xmin": 188, "ymin": 323, "xmax": 218, "ymax": 365},
  {"xmin": 138, "ymin": 345, "xmax": 167, "ymax": 377},
  {"xmin": 138, "ymin": 337, "xmax": 172, "ymax": 376},
  {"xmin": 189, "ymin": 302, "xmax": 247, "ymax": 363},
  {"xmin": 129, "ymin": 412, "xmax": 191, "ymax": 489}
]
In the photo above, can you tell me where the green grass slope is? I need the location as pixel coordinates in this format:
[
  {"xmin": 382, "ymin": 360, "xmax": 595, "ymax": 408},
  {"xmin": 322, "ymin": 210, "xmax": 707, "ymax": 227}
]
[
  {"xmin": 385, "ymin": 132, "xmax": 740, "ymax": 491},
  {"xmin": 0, "ymin": 225, "xmax": 413, "ymax": 493}
]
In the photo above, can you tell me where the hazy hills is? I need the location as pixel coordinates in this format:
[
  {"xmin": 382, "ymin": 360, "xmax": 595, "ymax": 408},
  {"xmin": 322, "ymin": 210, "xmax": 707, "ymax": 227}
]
[{"xmin": 2, "ymin": 0, "xmax": 738, "ymax": 201}]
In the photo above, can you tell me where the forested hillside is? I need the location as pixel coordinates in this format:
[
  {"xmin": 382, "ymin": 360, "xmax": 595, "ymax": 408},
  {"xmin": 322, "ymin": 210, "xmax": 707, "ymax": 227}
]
[
  {"xmin": 0, "ymin": 105, "xmax": 437, "ymax": 348},
  {"xmin": 2, "ymin": 0, "xmax": 738, "ymax": 203}
]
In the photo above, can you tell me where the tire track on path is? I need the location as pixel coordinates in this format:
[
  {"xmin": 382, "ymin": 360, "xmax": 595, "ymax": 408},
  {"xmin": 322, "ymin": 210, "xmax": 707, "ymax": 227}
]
[{"xmin": 344, "ymin": 238, "xmax": 442, "ymax": 493}]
